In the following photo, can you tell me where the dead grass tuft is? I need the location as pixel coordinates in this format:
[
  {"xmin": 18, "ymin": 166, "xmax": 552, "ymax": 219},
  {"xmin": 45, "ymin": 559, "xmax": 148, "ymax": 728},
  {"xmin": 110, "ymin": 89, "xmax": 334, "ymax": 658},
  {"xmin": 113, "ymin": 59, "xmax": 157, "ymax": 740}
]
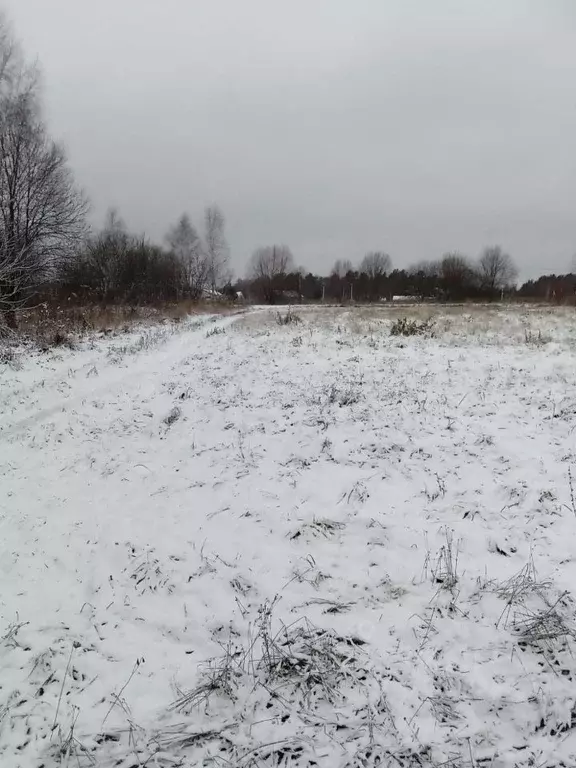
[
  {"xmin": 290, "ymin": 518, "xmax": 345, "ymax": 540},
  {"xmin": 163, "ymin": 406, "xmax": 182, "ymax": 428},
  {"xmin": 513, "ymin": 598, "xmax": 574, "ymax": 645},
  {"xmin": 494, "ymin": 557, "xmax": 574, "ymax": 649},
  {"xmin": 276, "ymin": 308, "xmax": 302, "ymax": 326},
  {"xmin": 0, "ymin": 346, "xmax": 22, "ymax": 368},
  {"xmin": 390, "ymin": 317, "xmax": 434, "ymax": 337},
  {"xmin": 171, "ymin": 599, "xmax": 369, "ymax": 720},
  {"xmin": 431, "ymin": 530, "xmax": 460, "ymax": 591}
]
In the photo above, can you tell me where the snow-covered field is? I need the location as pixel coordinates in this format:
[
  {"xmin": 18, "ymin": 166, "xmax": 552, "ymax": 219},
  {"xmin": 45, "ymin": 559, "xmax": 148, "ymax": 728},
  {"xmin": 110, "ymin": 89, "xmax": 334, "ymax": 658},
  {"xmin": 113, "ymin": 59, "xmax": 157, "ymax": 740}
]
[{"xmin": 2, "ymin": 304, "xmax": 576, "ymax": 767}]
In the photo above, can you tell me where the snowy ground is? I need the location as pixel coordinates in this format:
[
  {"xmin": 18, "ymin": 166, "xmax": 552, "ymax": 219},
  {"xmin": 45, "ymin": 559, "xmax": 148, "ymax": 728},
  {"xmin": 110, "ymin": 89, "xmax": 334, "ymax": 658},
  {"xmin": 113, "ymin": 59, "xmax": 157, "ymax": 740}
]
[{"xmin": 2, "ymin": 304, "xmax": 576, "ymax": 767}]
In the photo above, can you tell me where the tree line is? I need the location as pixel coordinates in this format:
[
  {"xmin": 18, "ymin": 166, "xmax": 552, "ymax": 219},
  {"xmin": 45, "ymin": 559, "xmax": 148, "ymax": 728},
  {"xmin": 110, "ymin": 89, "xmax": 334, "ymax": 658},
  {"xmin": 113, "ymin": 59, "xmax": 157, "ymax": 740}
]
[
  {"xmin": 58, "ymin": 205, "xmax": 230, "ymax": 305},
  {"xmin": 239, "ymin": 246, "xmax": 521, "ymax": 304},
  {"xmin": 1, "ymin": 12, "xmax": 575, "ymax": 333}
]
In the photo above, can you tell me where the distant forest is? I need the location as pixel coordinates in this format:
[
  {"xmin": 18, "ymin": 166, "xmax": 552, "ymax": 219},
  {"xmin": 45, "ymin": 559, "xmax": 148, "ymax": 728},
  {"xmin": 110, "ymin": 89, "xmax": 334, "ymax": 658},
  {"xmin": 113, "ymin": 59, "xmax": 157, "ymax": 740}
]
[{"xmin": 236, "ymin": 246, "xmax": 576, "ymax": 305}]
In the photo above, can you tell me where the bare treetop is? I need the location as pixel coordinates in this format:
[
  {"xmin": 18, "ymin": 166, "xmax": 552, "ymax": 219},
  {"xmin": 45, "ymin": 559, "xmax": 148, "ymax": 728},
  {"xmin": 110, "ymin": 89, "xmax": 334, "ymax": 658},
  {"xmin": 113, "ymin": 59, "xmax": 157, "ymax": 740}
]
[
  {"xmin": 0, "ymin": 13, "xmax": 16, "ymax": 89},
  {"xmin": 331, "ymin": 259, "xmax": 353, "ymax": 278},
  {"xmin": 478, "ymin": 246, "xmax": 518, "ymax": 294},
  {"xmin": 409, "ymin": 260, "xmax": 440, "ymax": 278},
  {"xmin": 166, "ymin": 214, "xmax": 200, "ymax": 258},
  {"xmin": 102, "ymin": 207, "xmax": 128, "ymax": 239},
  {"xmin": 441, "ymin": 252, "xmax": 472, "ymax": 275},
  {"xmin": 248, "ymin": 244, "xmax": 294, "ymax": 303},
  {"xmin": 204, "ymin": 204, "xmax": 230, "ymax": 291},
  {"xmin": 166, "ymin": 213, "xmax": 207, "ymax": 297},
  {"xmin": 249, "ymin": 244, "xmax": 294, "ymax": 281},
  {"xmin": 360, "ymin": 251, "xmax": 391, "ymax": 279}
]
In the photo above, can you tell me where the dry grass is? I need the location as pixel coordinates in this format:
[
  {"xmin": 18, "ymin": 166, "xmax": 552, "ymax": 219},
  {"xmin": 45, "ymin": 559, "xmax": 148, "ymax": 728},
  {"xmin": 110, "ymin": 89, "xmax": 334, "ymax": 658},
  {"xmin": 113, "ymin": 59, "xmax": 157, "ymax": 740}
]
[
  {"xmin": 390, "ymin": 317, "xmax": 434, "ymax": 336},
  {"xmin": 1, "ymin": 300, "xmax": 236, "ymax": 349},
  {"xmin": 235, "ymin": 303, "xmax": 576, "ymax": 347}
]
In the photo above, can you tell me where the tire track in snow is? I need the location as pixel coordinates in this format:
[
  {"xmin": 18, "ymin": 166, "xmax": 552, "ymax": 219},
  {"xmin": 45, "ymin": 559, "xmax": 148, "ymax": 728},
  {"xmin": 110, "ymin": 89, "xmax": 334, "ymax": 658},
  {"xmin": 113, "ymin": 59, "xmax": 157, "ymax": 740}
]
[{"xmin": 0, "ymin": 312, "xmax": 246, "ymax": 439}]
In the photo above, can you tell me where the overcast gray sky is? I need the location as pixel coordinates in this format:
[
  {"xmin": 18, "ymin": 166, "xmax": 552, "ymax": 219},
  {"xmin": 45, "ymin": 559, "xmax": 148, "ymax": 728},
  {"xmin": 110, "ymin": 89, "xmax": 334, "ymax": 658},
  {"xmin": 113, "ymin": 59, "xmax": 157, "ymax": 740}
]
[{"xmin": 4, "ymin": 0, "xmax": 576, "ymax": 279}]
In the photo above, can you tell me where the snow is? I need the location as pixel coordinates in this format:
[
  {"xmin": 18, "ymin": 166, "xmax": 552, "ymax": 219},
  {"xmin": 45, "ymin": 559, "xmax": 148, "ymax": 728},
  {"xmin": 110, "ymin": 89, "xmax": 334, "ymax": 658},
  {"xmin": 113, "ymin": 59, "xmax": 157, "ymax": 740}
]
[{"xmin": 2, "ymin": 304, "xmax": 576, "ymax": 767}]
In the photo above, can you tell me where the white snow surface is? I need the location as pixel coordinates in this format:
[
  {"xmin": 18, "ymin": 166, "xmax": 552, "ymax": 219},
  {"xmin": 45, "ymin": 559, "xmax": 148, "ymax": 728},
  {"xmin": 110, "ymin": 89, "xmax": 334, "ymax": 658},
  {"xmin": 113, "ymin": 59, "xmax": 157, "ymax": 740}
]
[{"xmin": 2, "ymin": 305, "xmax": 576, "ymax": 767}]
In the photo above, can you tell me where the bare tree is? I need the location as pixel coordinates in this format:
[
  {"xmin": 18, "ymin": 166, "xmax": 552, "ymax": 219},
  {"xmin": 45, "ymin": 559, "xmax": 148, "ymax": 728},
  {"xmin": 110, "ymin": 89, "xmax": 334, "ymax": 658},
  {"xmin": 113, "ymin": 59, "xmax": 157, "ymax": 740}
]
[
  {"xmin": 359, "ymin": 251, "xmax": 391, "ymax": 300},
  {"xmin": 478, "ymin": 245, "xmax": 518, "ymax": 296},
  {"xmin": 79, "ymin": 208, "xmax": 131, "ymax": 298},
  {"xmin": 102, "ymin": 207, "xmax": 126, "ymax": 238},
  {"xmin": 0, "ymin": 18, "xmax": 32, "ymax": 325},
  {"xmin": 166, "ymin": 213, "xmax": 206, "ymax": 298},
  {"xmin": 331, "ymin": 259, "xmax": 353, "ymax": 278},
  {"xmin": 0, "ymin": 15, "xmax": 87, "ymax": 326},
  {"xmin": 440, "ymin": 252, "xmax": 477, "ymax": 300},
  {"xmin": 204, "ymin": 204, "xmax": 229, "ymax": 293},
  {"xmin": 405, "ymin": 260, "xmax": 441, "ymax": 299},
  {"xmin": 328, "ymin": 259, "xmax": 354, "ymax": 301},
  {"xmin": 0, "ymin": 13, "xmax": 18, "ymax": 90},
  {"xmin": 0, "ymin": 239, "xmax": 33, "ymax": 318},
  {"xmin": 60, "ymin": 208, "xmax": 188, "ymax": 303},
  {"xmin": 441, "ymin": 252, "xmax": 471, "ymax": 277},
  {"xmin": 248, "ymin": 244, "xmax": 294, "ymax": 303},
  {"xmin": 409, "ymin": 260, "xmax": 440, "ymax": 278},
  {"xmin": 360, "ymin": 251, "xmax": 391, "ymax": 279}
]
